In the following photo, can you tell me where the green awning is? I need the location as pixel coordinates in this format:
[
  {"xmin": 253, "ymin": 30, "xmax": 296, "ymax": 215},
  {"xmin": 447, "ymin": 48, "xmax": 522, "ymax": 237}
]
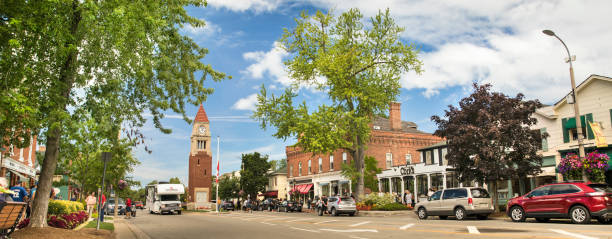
[{"xmin": 564, "ymin": 116, "xmax": 587, "ymax": 129}]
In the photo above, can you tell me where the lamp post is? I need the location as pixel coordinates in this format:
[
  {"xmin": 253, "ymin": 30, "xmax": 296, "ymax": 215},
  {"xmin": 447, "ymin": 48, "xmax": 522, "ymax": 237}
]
[{"xmin": 542, "ymin": 29, "xmax": 587, "ymax": 182}]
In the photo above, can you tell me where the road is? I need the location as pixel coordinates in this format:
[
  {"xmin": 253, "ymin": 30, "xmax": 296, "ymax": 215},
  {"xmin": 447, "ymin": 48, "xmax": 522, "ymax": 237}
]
[{"xmin": 121, "ymin": 209, "xmax": 612, "ymax": 239}]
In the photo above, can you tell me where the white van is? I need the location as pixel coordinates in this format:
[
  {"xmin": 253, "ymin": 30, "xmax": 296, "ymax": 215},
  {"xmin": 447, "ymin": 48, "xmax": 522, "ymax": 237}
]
[{"xmin": 146, "ymin": 183, "xmax": 185, "ymax": 215}]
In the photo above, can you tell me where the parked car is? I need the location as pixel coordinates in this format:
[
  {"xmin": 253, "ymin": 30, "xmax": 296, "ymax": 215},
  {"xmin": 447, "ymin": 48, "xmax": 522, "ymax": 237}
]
[
  {"xmin": 106, "ymin": 198, "xmax": 126, "ymax": 215},
  {"xmin": 507, "ymin": 182, "xmax": 612, "ymax": 224},
  {"xmin": 278, "ymin": 200, "xmax": 301, "ymax": 212},
  {"xmin": 415, "ymin": 187, "xmax": 494, "ymax": 220},
  {"xmin": 134, "ymin": 201, "xmax": 144, "ymax": 209},
  {"xmin": 259, "ymin": 199, "xmax": 275, "ymax": 211},
  {"xmin": 221, "ymin": 201, "xmax": 235, "ymax": 211},
  {"xmin": 326, "ymin": 196, "xmax": 357, "ymax": 216},
  {"xmin": 277, "ymin": 201, "xmax": 289, "ymax": 212}
]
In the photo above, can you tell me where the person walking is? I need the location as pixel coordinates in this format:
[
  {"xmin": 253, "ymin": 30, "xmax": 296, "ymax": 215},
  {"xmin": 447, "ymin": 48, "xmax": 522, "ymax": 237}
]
[
  {"xmin": 125, "ymin": 197, "xmax": 132, "ymax": 219},
  {"xmin": 404, "ymin": 190, "xmax": 413, "ymax": 209},
  {"xmin": 86, "ymin": 192, "xmax": 97, "ymax": 218},
  {"xmin": 99, "ymin": 193, "xmax": 106, "ymax": 222},
  {"xmin": 10, "ymin": 182, "xmax": 28, "ymax": 202}
]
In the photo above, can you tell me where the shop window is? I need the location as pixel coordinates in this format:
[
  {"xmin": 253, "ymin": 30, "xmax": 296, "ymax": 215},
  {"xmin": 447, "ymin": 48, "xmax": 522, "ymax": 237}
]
[
  {"xmin": 405, "ymin": 153, "xmax": 412, "ymax": 164},
  {"xmin": 386, "ymin": 153, "xmax": 393, "ymax": 169},
  {"xmin": 318, "ymin": 158, "xmax": 322, "ymax": 172},
  {"xmin": 329, "ymin": 155, "xmax": 334, "ymax": 171},
  {"xmin": 342, "ymin": 152, "xmax": 347, "ymax": 164}
]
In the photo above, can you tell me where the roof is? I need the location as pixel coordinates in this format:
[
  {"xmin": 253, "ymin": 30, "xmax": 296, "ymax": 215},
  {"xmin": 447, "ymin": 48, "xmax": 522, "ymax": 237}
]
[
  {"xmin": 418, "ymin": 140, "xmax": 447, "ymax": 151},
  {"xmin": 371, "ymin": 116, "xmax": 426, "ymax": 134},
  {"xmin": 553, "ymin": 74, "xmax": 612, "ymax": 108},
  {"xmin": 194, "ymin": 104, "xmax": 209, "ymax": 123}
]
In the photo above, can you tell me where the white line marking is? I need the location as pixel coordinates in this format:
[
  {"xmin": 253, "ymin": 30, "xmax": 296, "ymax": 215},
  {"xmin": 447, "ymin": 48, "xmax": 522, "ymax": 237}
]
[
  {"xmin": 314, "ymin": 220, "xmax": 338, "ymax": 225},
  {"xmin": 550, "ymin": 229, "xmax": 598, "ymax": 239},
  {"xmin": 349, "ymin": 236, "xmax": 368, "ymax": 239},
  {"xmin": 467, "ymin": 226, "xmax": 480, "ymax": 234},
  {"xmin": 399, "ymin": 223, "xmax": 414, "ymax": 230},
  {"xmin": 287, "ymin": 218, "xmax": 310, "ymax": 222},
  {"xmin": 320, "ymin": 229, "xmax": 378, "ymax": 233},
  {"xmin": 349, "ymin": 221, "xmax": 371, "ymax": 227},
  {"xmin": 290, "ymin": 227, "xmax": 320, "ymax": 233},
  {"xmin": 261, "ymin": 222, "xmax": 276, "ymax": 226}
]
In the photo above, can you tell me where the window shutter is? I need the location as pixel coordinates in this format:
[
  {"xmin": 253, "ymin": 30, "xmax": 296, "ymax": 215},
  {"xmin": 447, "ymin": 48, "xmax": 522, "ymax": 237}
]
[
  {"xmin": 540, "ymin": 128, "xmax": 548, "ymax": 151},
  {"xmin": 562, "ymin": 118, "xmax": 569, "ymax": 143},
  {"xmin": 586, "ymin": 113, "xmax": 594, "ymax": 139}
]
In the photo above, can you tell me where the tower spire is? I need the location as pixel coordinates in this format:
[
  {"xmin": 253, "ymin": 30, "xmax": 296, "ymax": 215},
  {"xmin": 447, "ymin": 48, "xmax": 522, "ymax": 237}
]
[{"xmin": 194, "ymin": 104, "xmax": 209, "ymax": 123}]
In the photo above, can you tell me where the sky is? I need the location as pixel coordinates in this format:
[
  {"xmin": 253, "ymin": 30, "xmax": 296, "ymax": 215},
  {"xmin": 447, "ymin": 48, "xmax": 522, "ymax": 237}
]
[{"xmin": 129, "ymin": 0, "xmax": 612, "ymax": 186}]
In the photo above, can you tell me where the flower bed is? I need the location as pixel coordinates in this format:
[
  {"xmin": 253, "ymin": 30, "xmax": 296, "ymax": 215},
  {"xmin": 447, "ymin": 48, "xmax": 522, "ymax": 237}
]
[
  {"xmin": 357, "ymin": 193, "xmax": 410, "ymax": 211},
  {"xmin": 18, "ymin": 200, "xmax": 89, "ymax": 229}
]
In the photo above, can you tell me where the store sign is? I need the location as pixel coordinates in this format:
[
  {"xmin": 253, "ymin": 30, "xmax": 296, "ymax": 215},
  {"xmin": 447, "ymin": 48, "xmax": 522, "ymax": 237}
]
[
  {"xmin": 589, "ymin": 122, "xmax": 607, "ymax": 148},
  {"xmin": 399, "ymin": 165, "xmax": 415, "ymax": 176},
  {"xmin": 2, "ymin": 157, "xmax": 36, "ymax": 177}
]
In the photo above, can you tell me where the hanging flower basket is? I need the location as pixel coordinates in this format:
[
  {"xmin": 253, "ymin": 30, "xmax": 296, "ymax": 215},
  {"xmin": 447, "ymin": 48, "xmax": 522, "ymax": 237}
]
[
  {"xmin": 583, "ymin": 151, "xmax": 610, "ymax": 182},
  {"xmin": 557, "ymin": 153, "xmax": 583, "ymax": 180}
]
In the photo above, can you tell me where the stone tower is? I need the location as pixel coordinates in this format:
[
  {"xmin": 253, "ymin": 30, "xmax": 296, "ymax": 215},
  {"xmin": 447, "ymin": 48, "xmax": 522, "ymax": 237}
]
[{"xmin": 188, "ymin": 104, "xmax": 213, "ymax": 208}]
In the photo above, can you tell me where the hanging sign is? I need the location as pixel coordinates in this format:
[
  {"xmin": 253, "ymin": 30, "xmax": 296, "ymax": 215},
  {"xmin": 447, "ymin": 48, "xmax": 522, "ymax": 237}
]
[{"xmin": 589, "ymin": 122, "xmax": 607, "ymax": 148}]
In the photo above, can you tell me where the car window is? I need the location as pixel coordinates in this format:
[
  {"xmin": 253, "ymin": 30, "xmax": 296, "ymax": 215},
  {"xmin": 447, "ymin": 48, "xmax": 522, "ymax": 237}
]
[
  {"xmin": 470, "ymin": 188, "xmax": 490, "ymax": 198},
  {"xmin": 588, "ymin": 184, "xmax": 612, "ymax": 193},
  {"xmin": 340, "ymin": 197, "xmax": 353, "ymax": 202},
  {"xmin": 550, "ymin": 185, "xmax": 581, "ymax": 195},
  {"xmin": 329, "ymin": 198, "xmax": 337, "ymax": 202},
  {"xmin": 455, "ymin": 189, "xmax": 468, "ymax": 198},
  {"xmin": 529, "ymin": 186, "xmax": 550, "ymax": 197},
  {"xmin": 430, "ymin": 191, "xmax": 442, "ymax": 201},
  {"xmin": 442, "ymin": 189, "xmax": 455, "ymax": 200}
]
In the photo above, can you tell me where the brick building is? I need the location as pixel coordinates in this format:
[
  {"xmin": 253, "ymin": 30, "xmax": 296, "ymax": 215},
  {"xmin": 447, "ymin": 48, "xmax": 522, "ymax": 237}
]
[
  {"xmin": 285, "ymin": 102, "xmax": 443, "ymax": 200},
  {"xmin": 188, "ymin": 105, "xmax": 213, "ymax": 209},
  {"xmin": 1, "ymin": 135, "xmax": 38, "ymax": 187}
]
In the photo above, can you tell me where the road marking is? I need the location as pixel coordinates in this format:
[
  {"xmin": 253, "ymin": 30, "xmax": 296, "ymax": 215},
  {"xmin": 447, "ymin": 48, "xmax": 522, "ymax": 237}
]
[
  {"xmin": 467, "ymin": 226, "xmax": 480, "ymax": 234},
  {"xmin": 349, "ymin": 221, "xmax": 371, "ymax": 227},
  {"xmin": 314, "ymin": 220, "xmax": 338, "ymax": 225},
  {"xmin": 290, "ymin": 227, "xmax": 320, "ymax": 233},
  {"xmin": 320, "ymin": 229, "xmax": 378, "ymax": 233},
  {"xmin": 349, "ymin": 236, "xmax": 368, "ymax": 239},
  {"xmin": 287, "ymin": 218, "xmax": 310, "ymax": 222},
  {"xmin": 399, "ymin": 223, "xmax": 414, "ymax": 230},
  {"xmin": 550, "ymin": 229, "xmax": 598, "ymax": 239},
  {"xmin": 261, "ymin": 222, "xmax": 276, "ymax": 226}
]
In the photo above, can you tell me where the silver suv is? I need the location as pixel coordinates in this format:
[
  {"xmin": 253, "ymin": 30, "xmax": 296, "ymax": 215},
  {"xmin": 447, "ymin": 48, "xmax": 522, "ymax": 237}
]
[
  {"xmin": 327, "ymin": 196, "xmax": 357, "ymax": 216},
  {"xmin": 415, "ymin": 187, "xmax": 494, "ymax": 220}
]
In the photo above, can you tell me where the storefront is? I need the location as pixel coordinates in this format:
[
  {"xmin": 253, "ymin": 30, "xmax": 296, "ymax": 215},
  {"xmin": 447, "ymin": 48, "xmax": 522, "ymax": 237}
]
[
  {"xmin": 377, "ymin": 162, "xmax": 452, "ymax": 203},
  {"xmin": 312, "ymin": 171, "xmax": 351, "ymax": 197},
  {"xmin": 287, "ymin": 178, "xmax": 314, "ymax": 201},
  {"xmin": 1, "ymin": 156, "xmax": 37, "ymax": 187}
]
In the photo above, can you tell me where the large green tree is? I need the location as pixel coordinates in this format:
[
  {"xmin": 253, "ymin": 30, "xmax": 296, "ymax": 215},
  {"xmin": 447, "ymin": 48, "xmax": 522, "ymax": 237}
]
[
  {"xmin": 1, "ymin": 0, "xmax": 227, "ymax": 227},
  {"xmin": 253, "ymin": 8, "xmax": 422, "ymax": 200},
  {"xmin": 341, "ymin": 156, "xmax": 382, "ymax": 193},
  {"xmin": 218, "ymin": 176, "xmax": 240, "ymax": 201},
  {"xmin": 240, "ymin": 152, "xmax": 271, "ymax": 200},
  {"xmin": 431, "ymin": 83, "xmax": 544, "ymax": 212}
]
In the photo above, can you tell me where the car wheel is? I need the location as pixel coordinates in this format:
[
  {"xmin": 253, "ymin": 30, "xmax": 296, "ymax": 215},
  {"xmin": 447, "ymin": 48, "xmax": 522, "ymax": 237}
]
[
  {"xmin": 535, "ymin": 218, "xmax": 550, "ymax": 223},
  {"xmin": 597, "ymin": 217, "xmax": 611, "ymax": 224},
  {"xmin": 569, "ymin": 205, "xmax": 591, "ymax": 224},
  {"xmin": 417, "ymin": 207, "xmax": 428, "ymax": 220},
  {"xmin": 510, "ymin": 206, "xmax": 526, "ymax": 222},
  {"xmin": 439, "ymin": 216, "xmax": 448, "ymax": 220},
  {"xmin": 331, "ymin": 208, "xmax": 338, "ymax": 216},
  {"xmin": 454, "ymin": 207, "xmax": 466, "ymax": 221},
  {"xmin": 178, "ymin": 210, "xmax": 182, "ymax": 215},
  {"xmin": 477, "ymin": 215, "xmax": 489, "ymax": 220}
]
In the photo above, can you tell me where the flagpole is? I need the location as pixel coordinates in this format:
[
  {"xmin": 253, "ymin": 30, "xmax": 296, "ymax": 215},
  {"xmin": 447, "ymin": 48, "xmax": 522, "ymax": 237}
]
[{"xmin": 216, "ymin": 135, "xmax": 220, "ymax": 215}]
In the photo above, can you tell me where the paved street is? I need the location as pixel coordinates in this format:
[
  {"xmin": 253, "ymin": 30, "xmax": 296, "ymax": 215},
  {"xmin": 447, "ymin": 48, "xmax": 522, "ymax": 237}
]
[{"xmin": 119, "ymin": 210, "xmax": 612, "ymax": 239}]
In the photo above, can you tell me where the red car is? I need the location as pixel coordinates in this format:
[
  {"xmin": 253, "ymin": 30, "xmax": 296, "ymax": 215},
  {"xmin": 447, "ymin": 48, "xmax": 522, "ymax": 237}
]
[
  {"xmin": 507, "ymin": 182, "xmax": 612, "ymax": 224},
  {"xmin": 134, "ymin": 201, "xmax": 144, "ymax": 209}
]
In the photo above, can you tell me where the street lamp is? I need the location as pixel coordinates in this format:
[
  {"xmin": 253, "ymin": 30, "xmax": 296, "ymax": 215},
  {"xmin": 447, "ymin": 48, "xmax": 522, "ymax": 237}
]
[{"xmin": 542, "ymin": 29, "xmax": 587, "ymax": 181}]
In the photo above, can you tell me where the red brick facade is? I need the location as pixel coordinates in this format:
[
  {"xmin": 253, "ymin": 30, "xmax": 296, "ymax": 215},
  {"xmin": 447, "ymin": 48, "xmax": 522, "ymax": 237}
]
[
  {"xmin": 188, "ymin": 105, "xmax": 213, "ymax": 204},
  {"xmin": 188, "ymin": 151, "xmax": 212, "ymax": 202},
  {"xmin": 1, "ymin": 135, "xmax": 38, "ymax": 186},
  {"xmin": 286, "ymin": 102, "xmax": 443, "ymax": 181}
]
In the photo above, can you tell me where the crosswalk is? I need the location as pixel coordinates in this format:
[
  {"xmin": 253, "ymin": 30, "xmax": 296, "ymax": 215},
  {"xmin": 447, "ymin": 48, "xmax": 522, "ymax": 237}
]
[{"xmin": 213, "ymin": 212, "xmax": 608, "ymax": 239}]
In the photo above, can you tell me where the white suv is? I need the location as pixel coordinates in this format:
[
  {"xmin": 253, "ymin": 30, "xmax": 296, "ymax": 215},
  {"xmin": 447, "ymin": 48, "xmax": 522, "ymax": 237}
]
[
  {"xmin": 327, "ymin": 196, "xmax": 357, "ymax": 216},
  {"xmin": 415, "ymin": 187, "xmax": 494, "ymax": 220}
]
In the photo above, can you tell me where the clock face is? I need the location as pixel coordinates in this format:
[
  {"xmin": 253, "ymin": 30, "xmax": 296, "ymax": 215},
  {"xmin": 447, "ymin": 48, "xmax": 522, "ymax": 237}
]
[{"xmin": 198, "ymin": 126, "xmax": 206, "ymax": 134}]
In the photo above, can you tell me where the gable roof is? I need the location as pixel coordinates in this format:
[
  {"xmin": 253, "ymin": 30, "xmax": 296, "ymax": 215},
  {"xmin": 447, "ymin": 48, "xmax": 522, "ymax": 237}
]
[
  {"xmin": 194, "ymin": 104, "xmax": 209, "ymax": 123},
  {"xmin": 372, "ymin": 116, "xmax": 426, "ymax": 134},
  {"xmin": 554, "ymin": 74, "xmax": 612, "ymax": 108}
]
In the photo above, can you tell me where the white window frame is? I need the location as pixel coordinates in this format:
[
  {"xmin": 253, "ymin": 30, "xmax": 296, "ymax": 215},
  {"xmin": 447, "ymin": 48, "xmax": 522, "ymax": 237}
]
[
  {"xmin": 342, "ymin": 152, "xmax": 347, "ymax": 164},
  {"xmin": 405, "ymin": 153, "xmax": 412, "ymax": 164},
  {"xmin": 308, "ymin": 160, "xmax": 312, "ymax": 174},
  {"xmin": 386, "ymin": 153, "xmax": 393, "ymax": 169},
  {"xmin": 329, "ymin": 155, "xmax": 334, "ymax": 171},
  {"xmin": 298, "ymin": 163, "xmax": 302, "ymax": 176},
  {"xmin": 318, "ymin": 157, "xmax": 322, "ymax": 172}
]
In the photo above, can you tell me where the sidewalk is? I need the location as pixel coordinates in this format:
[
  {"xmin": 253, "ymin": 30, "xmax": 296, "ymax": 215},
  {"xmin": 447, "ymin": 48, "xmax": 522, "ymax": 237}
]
[{"xmin": 115, "ymin": 218, "xmax": 150, "ymax": 239}]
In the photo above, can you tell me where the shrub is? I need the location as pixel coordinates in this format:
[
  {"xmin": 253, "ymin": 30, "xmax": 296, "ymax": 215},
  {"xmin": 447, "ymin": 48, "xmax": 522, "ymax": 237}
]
[
  {"xmin": 47, "ymin": 211, "xmax": 89, "ymax": 229},
  {"xmin": 372, "ymin": 203, "xmax": 408, "ymax": 211},
  {"xmin": 363, "ymin": 193, "xmax": 396, "ymax": 206},
  {"xmin": 48, "ymin": 200, "xmax": 85, "ymax": 215}
]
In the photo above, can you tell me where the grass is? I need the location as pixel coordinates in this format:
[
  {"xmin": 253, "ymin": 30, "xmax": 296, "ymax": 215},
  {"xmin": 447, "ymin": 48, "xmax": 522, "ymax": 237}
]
[
  {"xmin": 183, "ymin": 209, "xmax": 210, "ymax": 213},
  {"xmin": 84, "ymin": 220, "xmax": 114, "ymax": 232}
]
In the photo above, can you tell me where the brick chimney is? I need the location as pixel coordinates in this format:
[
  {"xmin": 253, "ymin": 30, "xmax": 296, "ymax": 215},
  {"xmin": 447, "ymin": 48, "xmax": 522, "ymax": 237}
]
[{"xmin": 389, "ymin": 102, "xmax": 401, "ymax": 131}]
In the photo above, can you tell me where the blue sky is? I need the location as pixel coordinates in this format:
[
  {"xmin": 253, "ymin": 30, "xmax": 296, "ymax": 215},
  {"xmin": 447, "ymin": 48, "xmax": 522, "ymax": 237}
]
[{"xmin": 129, "ymin": 0, "xmax": 612, "ymax": 185}]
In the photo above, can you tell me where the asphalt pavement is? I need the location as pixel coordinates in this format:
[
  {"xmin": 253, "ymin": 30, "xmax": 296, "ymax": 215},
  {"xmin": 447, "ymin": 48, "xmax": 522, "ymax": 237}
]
[{"xmin": 117, "ymin": 209, "xmax": 612, "ymax": 239}]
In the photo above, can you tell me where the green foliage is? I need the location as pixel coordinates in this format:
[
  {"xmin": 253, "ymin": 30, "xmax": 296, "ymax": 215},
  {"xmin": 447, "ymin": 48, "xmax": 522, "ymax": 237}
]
[
  {"xmin": 219, "ymin": 176, "xmax": 240, "ymax": 200},
  {"xmin": 342, "ymin": 156, "xmax": 381, "ymax": 192},
  {"xmin": 48, "ymin": 200, "xmax": 85, "ymax": 215},
  {"xmin": 240, "ymin": 152, "xmax": 271, "ymax": 199},
  {"xmin": 253, "ymin": 8, "xmax": 422, "ymax": 199},
  {"xmin": 372, "ymin": 202, "xmax": 408, "ymax": 211},
  {"xmin": 363, "ymin": 193, "xmax": 396, "ymax": 207}
]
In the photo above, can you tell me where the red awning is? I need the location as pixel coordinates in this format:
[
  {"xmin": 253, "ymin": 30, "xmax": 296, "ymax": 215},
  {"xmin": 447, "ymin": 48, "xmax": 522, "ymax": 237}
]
[
  {"xmin": 267, "ymin": 191, "xmax": 278, "ymax": 197},
  {"xmin": 299, "ymin": 184, "xmax": 313, "ymax": 194}
]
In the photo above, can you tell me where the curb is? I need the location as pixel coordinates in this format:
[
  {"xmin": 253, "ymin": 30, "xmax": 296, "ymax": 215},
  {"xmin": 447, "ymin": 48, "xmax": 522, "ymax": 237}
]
[
  {"xmin": 115, "ymin": 218, "xmax": 151, "ymax": 239},
  {"xmin": 75, "ymin": 218, "xmax": 94, "ymax": 231}
]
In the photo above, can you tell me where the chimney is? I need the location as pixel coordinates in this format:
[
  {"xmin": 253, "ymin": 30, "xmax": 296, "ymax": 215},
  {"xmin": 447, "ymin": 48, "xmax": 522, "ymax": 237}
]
[{"xmin": 389, "ymin": 102, "xmax": 402, "ymax": 131}]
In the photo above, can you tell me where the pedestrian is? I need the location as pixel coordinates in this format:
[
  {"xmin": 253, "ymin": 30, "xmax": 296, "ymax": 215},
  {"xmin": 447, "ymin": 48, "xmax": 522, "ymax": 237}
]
[
  {"xmin": 125, "ymin": 197, "xmax": 132, "ymax": 219},
  {"xmin": 85, "ymin": 192, "xmax": 97, "ymax": 218},
  {"xmin": 306, "ymin": 197, "xmax": 311, "ymax": 212},
  {"xmin": 404, "ymin": 190, "xmax": 413, "ymax": 209},
  {"xmin": 99, "ymin": 193, "xmax": 106, "ymax": 222},
  {"xmin": 10, "ymin": 182, "xmax": 28, "ymax": 202},
  {"xmin": 427, "ymin": 188, "xmax": 435, "ymax": 197}
]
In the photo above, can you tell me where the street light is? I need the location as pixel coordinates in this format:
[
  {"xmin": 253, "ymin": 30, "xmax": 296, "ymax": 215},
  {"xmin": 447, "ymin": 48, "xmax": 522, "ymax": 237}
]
[{"xmin": 542, "ymin": 29, "xmax": 587, "ymax": 181}]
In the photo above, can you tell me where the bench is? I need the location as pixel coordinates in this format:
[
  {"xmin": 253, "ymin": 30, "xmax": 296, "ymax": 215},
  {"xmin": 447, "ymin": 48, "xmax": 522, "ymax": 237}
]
[{"xmin": 0, "ymin": 201, "xmax": 26, "ymax": 238}]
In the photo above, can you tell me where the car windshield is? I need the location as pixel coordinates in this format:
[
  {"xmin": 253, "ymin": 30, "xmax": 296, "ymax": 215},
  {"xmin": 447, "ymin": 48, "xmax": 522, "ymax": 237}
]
[
  {"xmin": 340, "ymin": 197, "xmax": 354, "ymax": 202},
  {"xmin": 161, "ymin": 195, "xmax": 179, "ymax": 201},
  {"xmin": 588, "ymin": 184, "xmax": 612, "ymax": 193},
  {"xmin": 470, "ymin": 188, "xmax": 490, "ymax": 198},
  {"xmin": 108, "ymin": 198, "xmax": 125, "ymax": 204}
]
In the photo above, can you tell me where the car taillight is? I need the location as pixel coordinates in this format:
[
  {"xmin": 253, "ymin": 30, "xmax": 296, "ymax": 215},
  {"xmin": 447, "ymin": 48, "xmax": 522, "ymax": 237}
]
[
  {"xmin": 587, "ymin": 192, "xmax": 606, "ymax": 197},
  {"xmin": 468, "ymin": 198, "xmax": 473, "ymax": 206},
  {"xmin": 338, "ymin": 198, "xmax": 342, "ymax": 204}
]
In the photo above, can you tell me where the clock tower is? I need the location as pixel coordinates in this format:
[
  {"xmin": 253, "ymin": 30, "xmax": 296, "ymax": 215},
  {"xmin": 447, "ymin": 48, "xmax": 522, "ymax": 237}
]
[{"xmin": 188, "ymin": 104, "xmax": 213, "ymax": 209}]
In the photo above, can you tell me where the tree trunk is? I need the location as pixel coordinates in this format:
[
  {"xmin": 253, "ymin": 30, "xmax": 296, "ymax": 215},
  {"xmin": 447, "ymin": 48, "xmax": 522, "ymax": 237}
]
[
  {"xmin": 114, "ymin": 190, "xmax": 119, "ymax": 217},
  {"xmin": 491, "ymin": 180, "xmax": 500, "ymax": 213},
  {"xmin": 29, "ymin": 0, "xmax": 81, "ymax": 228},
  {"xmin": 354, "ymin": 135, "xmax": 365, "ymax": 201}
]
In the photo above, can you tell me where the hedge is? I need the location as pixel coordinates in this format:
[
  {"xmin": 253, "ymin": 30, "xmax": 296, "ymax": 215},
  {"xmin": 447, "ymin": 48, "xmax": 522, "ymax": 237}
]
[
  {"xmin": 48, "ymin": 200, "xmax": 85, "ymax": 215},
  {"xmin": 372, "ymin": 203, "xmax": 409, "ymax": 211}
]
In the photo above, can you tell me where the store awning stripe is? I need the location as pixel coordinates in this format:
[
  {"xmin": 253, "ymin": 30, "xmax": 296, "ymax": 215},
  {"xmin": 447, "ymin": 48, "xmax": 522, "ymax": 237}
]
[{"xmin": 300, "ymin": 184, "xmax": 313, "ymax": 194}]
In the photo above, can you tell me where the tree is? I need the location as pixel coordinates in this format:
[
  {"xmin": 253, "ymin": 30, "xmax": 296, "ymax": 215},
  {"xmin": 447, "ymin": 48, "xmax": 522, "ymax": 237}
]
[
  {"xmin": 253, "ymin": 8, "xmax": 422, "ymax": 201},
  {"xmin": 431, "ymin": 83, "xmax": 544, "ymax": 212},
  {"xmin": 218, "ymin": 176, "xmax": 240, "ymax": 201},
  {"xmin": 1, "ymin": 0, "xmax": 227, "ymax": 227},
  {"xmin": 341, "ymin": 156, "xmax": 382, "ymax": 193},
  {"xmin": 240, "ymin": 152, "xmax": 271, "ymax": 199},
  {"xmin": 269, "ymin": 159, "xmax": 287, "ymax": 171}
]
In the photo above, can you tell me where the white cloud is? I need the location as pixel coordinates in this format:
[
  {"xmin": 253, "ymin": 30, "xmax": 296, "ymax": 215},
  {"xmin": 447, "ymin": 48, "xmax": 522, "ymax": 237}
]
[
  {"xmin": 242, "ymin": 42, "xmax": 292, "ymax": 86},
  {"xmin": 182, "ymin": 19, "xmax": 221, "ymax": 37},
  {"xmin": 232, "ymin": 94, "xmax": 259, "ymax": 111},
  {"xmin": 207, "ymin": 0, "xmax": 283, "ymax": 13}
]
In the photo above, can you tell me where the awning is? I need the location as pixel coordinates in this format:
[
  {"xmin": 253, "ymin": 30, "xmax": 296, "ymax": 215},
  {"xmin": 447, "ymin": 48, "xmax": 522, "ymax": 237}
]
[
  {"xmin": 300, "ymin": 184, "xmax": 313, "ymax": 194},
  {"xmin": 564, "ymin": 117, "xmax": 586, "ymax": 129},
  {"xmin": 258, "ymin": 191, "xmax": 278, "ymax": 197}
]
